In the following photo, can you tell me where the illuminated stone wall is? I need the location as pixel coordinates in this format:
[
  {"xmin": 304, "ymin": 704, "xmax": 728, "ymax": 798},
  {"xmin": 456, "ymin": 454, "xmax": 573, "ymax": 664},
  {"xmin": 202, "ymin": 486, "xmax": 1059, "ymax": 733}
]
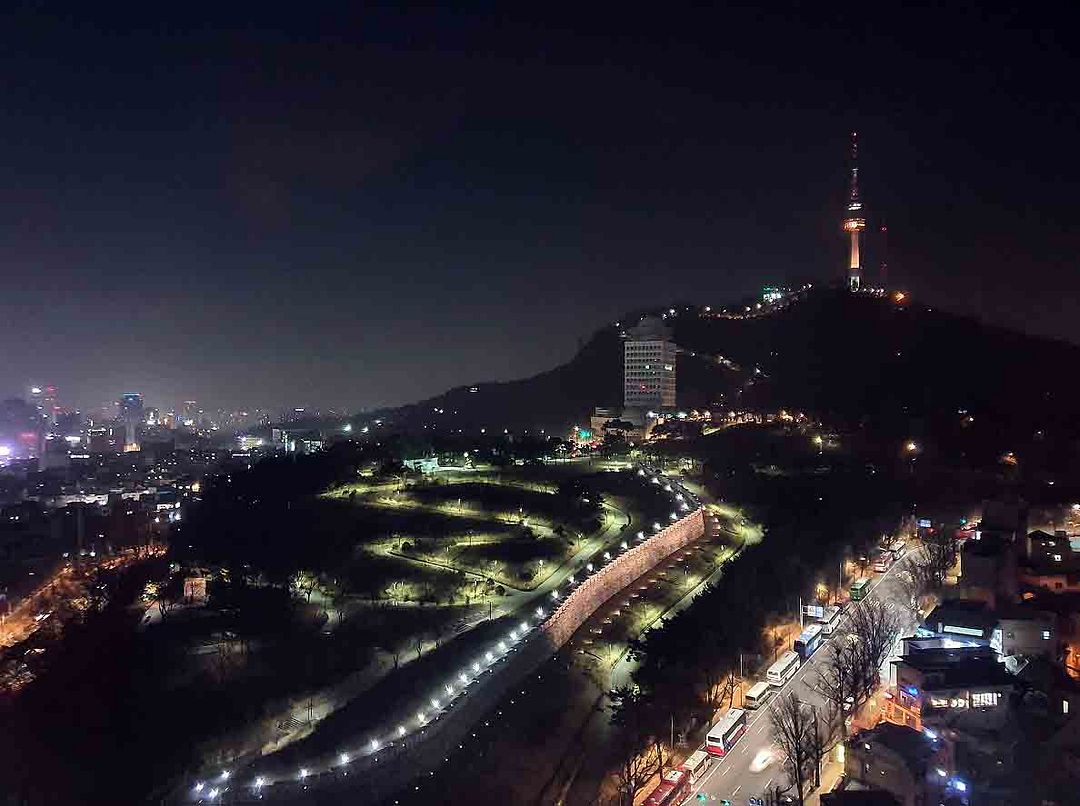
[{"xmin": 542, "ymin": 508, "xmax": 706, "ymax": 647}]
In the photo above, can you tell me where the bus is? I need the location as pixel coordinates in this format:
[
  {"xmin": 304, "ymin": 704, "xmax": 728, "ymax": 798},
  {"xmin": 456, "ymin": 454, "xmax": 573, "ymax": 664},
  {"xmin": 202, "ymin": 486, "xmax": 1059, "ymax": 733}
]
[
  {"xmin": 706, "ymin": 708, "xmax": 748, "ymax": 756},
  {"xmin": 766, "ymin": 650, "xmax": 801, "ymax": 687},
  {"xmin": 744, "ymin": 680, "xmax": 773, "ymax": 710},
  {"xmin": 644, "ymin": 768, "xmax": 692, "ymax": 806},
  {"xmin": 888, "ymin": 540, "xmax": 907, "ymax": 560},
  {"xmin": 850, "ymin": 578, "xmax": 872, "ymax": 601},
  {"xmin": 679, "ymin": 749, "xmax": 711, "ymax": 783},
  {"xmin": 818, "ymin": 605, "xmax": 843, "ymax": 637},
  {"xmin": 794, "ymin": 623, "xmax": 824, "ymax": 660}
]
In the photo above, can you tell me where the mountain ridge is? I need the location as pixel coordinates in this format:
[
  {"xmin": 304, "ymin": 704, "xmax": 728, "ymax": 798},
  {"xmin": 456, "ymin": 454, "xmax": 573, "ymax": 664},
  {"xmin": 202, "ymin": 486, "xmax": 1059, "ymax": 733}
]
[{"xmin": 374, "ymin": 287, "xmax": 1080, "ymax": 453}]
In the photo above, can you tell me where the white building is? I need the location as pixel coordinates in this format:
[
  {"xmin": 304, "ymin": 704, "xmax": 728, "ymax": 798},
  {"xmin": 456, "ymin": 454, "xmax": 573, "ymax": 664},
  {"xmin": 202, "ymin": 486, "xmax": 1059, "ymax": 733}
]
[{"xmin": 623, "ymin": 316, "xmax": 676, "ymax": 410}]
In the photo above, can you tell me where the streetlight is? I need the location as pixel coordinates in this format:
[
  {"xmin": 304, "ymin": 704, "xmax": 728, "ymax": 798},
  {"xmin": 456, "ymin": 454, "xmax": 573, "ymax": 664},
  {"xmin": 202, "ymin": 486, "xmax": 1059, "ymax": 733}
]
[{"xmin": 904, "ymin": 441, "xmax": 919, "ymax": 475}]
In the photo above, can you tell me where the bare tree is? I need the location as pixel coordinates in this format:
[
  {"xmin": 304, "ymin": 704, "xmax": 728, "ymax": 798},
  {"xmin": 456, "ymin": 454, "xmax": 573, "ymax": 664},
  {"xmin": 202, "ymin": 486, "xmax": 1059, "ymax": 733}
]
[
  {"xmin": 847, "ymin": 596, "xmax": 900, "ymax": 701},
  {"xmin": 292, "ymin": 571, "xmax": 319, "ymax": 602},
  {"xmin": 910, "ymin": 530, "xmax": 956, "ymax": 591},
  {"xmin": 609, "ymin": 687, "xmax": 663, "ymax": 806},
  {"xmin": 812, "ymin": 639, "xmax": 861, "ymax": 739},
  {"xmin": 770, "ymin": 692, "xmax": 817, "ymax": 805},
  {"xmin": 696, "ymin": 661, "xmax": 736, "ymax": 718},
  {"xmin": 894, "ymin": 568, "xmax": 923, "ymax": 618}
]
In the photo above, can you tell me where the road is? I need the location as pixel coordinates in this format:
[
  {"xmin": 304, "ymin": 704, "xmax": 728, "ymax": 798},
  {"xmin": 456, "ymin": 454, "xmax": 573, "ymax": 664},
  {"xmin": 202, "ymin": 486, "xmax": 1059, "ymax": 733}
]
[{"xmin": 693, "ymin": 549, "xmax": 923, "ymax": 804}]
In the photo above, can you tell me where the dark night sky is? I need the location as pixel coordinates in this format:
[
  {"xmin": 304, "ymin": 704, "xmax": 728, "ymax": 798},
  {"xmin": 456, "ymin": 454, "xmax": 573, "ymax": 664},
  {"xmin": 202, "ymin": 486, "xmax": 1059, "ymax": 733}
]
[{"xmin": 0, "ymin": 3, "xmax": 1077, "ymax": 413}]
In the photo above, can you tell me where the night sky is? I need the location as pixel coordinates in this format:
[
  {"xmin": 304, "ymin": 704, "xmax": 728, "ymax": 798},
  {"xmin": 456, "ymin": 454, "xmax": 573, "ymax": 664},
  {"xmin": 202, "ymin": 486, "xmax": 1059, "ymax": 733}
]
[{"xmin": 1, "ymin": 4, "xmax": 1076, "ymax": 413}]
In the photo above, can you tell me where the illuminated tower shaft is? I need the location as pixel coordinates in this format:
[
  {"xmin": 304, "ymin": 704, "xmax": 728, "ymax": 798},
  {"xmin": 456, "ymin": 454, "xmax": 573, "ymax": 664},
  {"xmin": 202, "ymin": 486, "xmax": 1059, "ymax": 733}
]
[{"xmin": 842, "ymin": 131, "xmax": 866, "ymax": 291}]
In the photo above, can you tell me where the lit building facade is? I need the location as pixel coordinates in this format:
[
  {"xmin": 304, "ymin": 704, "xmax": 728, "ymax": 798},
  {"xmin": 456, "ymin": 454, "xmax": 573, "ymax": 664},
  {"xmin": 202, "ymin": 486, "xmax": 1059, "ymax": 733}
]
[
  {"xmin": 623, "ymin": 315, "xmax": 676, "ymax": 410},
  {"xmin": 120, "ymin": 392, "xmax": 144, "ymax": 452}
]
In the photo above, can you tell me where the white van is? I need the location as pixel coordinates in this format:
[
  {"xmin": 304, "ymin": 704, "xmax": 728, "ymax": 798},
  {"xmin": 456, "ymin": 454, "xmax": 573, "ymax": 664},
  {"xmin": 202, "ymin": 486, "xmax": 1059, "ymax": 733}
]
[
  {"xmin": 680, "ymin": 748, "xmax": 711, "ymax": 783},
  {"xmin": 744, "ymin": 680, "xmax": 773, "ymax": 710}
]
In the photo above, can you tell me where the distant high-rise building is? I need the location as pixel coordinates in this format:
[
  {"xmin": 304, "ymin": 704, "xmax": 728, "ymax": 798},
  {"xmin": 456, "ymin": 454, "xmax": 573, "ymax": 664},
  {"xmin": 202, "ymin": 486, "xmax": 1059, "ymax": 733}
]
[
  {"xmin": 120, "ymin": 393, "xmax": 143, "ymax": 451},
  {"xmin": 42, "ymin": 386, "xmax": 58, "ymax": 425},
  {"xmin": 623, "ymin": 315, "xmax": 677, "ymax": 410},
  {"xmin": 181, "ymin": 400, "xmax": 198, "ymax": 427}
]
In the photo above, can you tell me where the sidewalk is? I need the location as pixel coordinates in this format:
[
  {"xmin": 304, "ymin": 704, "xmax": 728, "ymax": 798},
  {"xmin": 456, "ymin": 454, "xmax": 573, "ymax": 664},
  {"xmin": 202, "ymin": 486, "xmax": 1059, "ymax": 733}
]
[{"xmin": 805, "ymin": 754, "xmax": 845, "ymax": 805}]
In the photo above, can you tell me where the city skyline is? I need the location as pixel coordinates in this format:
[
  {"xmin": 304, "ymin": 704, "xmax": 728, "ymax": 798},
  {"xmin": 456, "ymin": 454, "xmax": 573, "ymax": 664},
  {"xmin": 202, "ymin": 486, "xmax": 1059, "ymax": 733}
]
[
  {"xmin": 4, "ymin": 6, "xmax": 1080, "ymax": 803},
  {"xmin": 0, "ymin": 5, "xmax": 1077, "ymax": 412}
]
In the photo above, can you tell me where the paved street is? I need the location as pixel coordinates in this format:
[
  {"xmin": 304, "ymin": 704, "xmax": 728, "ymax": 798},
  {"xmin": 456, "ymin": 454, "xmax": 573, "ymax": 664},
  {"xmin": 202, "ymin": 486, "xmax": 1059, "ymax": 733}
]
[{"xmin": 693, "ymin": 549, "xmax": 923, "ymax": 804}]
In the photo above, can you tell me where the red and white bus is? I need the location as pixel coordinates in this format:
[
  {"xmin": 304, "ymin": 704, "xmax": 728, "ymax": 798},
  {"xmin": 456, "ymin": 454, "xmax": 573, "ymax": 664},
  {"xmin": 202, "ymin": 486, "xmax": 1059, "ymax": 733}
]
[
  {"xmin": 705, "ymin": 708, "xmax": 748, "ymax": 756},
  {"xmin": 643, "ymin": 768, "xmax": 692, "ymax": 806}
]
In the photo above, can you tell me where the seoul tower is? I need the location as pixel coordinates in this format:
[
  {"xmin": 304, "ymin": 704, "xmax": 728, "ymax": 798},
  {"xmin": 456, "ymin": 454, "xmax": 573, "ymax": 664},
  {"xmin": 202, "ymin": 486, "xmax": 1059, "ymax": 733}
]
[{"xmin": 842, "ymin": 131, "xmax": 866, "ymax": 291}]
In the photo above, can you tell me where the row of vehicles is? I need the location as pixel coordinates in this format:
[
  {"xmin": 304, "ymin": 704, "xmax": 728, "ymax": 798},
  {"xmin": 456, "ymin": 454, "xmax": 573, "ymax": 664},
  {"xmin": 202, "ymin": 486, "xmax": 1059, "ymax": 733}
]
[
  {"xmin": 641, "ymin": 710, "xmax": 752, "ymax": 804},
  {"xmin": 871, "ymin": 539, "xmax": 907, "ymax": 573},
  {"xmin": 642, "ymin": 540, "xmax": 907, "ymax": 805}
]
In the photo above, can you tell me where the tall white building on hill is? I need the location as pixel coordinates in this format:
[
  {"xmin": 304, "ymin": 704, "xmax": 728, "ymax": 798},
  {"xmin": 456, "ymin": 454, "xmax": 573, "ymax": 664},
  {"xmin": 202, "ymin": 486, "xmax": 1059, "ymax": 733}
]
[{"xmin": 623, "ymin": 315, "xmax": 676, "ymax": 410}]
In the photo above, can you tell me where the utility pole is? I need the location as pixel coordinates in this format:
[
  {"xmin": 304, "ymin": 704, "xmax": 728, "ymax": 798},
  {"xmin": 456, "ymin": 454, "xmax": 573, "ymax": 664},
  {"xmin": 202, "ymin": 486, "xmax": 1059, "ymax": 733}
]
[
  {"xmin": 670, "ymin": 713, "xmax": 675, "ymax": 762},
  {"xmin": 798, "ymin": 596, "xmax": 804, "ymax": 629}
]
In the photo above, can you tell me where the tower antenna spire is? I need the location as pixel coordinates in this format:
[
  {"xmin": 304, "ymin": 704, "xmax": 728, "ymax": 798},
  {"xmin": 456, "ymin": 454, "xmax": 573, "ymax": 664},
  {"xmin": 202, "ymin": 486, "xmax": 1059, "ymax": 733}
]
[
  {"xmin": 842, "ymin": 130, "xmax": 866, "ymax": 291},
  {"xmin": 880, "ymin": 220, "xmax": 888, "ymax": 290},
  {"xmin": 849, "ymin": 131, "xmax": 860, "ymax": 203}
]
